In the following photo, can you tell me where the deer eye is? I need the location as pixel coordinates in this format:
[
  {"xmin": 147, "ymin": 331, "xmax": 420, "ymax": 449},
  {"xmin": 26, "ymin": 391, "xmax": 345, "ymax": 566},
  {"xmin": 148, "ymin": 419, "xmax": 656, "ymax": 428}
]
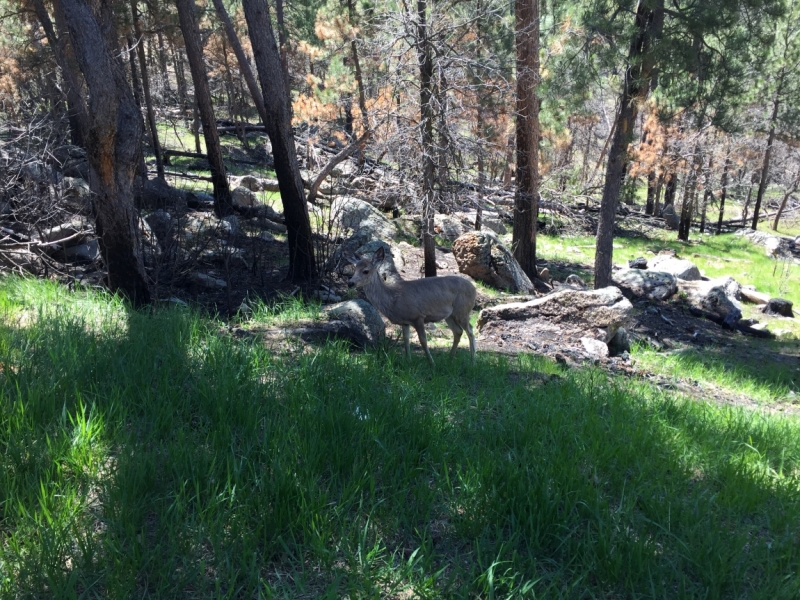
[{"xmin": 362, "ymin": 269, "xmax": 370, "ymax": 274}]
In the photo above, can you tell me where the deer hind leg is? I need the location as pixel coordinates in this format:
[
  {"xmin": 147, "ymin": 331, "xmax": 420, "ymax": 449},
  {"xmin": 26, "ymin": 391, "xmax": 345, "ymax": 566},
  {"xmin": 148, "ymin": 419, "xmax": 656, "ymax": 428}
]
[
  {"xmin": 445, "ymin": 316, "xmax": 463, "ymax": 357},
  {"xmin": 412, "ymin": 318, "xmax": 434, "ymax": 366},
  {"xmin": 402, "ymin": 324, "xmax": 411, "ymax": 359},
  {"xmin": 465, "ymin": 321, "xmax": 476, "ymax": 364}
]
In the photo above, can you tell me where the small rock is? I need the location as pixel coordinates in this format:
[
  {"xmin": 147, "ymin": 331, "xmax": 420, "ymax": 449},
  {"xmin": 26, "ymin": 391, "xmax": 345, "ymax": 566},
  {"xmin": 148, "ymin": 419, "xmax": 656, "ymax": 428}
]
[
  {"xmin": 649, "ymin": 256, "xmax": 701, "ymax": 281},
  {"xmin": 564, "ymin": 274, "xmax": 588, "ymax": 290},
  {"xmin": 581, "ymin": 337, "xmax": 609, "ymax": 359},
  {"xmin": 628, "ymin": 257, "xmax": 648, "ymax": 269},
  {"xmin": 259, "ymin": 231, "xmax": 275, "ymax": 242},
  {"xmin": 192, "ymin": 272, "xmax": 227, "ymax": 289},
  {"xmin": 608, "ymin": 327, "xmax": 630, "ymax": 356}
]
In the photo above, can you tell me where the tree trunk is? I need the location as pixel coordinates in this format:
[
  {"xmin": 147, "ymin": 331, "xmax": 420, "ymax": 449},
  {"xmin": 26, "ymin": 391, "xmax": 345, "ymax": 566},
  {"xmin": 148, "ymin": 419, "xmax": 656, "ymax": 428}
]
[
  {"xmin": 678, "ymin": 147, "xmax": 700, "ymax": 241},
  {"xmin": 653, "ymin": 173, "xmax": 664, "ymax": 216},
  {"xmin": 513, "ymin": 0, "xmax": 540, "ymax": 280},
  {"xmin": 125, "ymin": 36, "xmax": 148, "ymax": 187},
  {"xmin": 416, "ymin": 0, "xmax": 437, "ymax": 277},
  {"xmin": 274, "ymin": 0, "xmax": 290, "ymax": 95},
  {"xmin": 173, "ymin": 45, "xmax": 188, "ymax": 113},
  {"xmin": 31, "ymin": 0, "xmax": 87, "ymax": 147},
  {"xmin": 751, "ymin": 71, "xmax": 784, "ymax": 230},
  {"xmin": 716, "ymin": 155, "xmax": 730, "ymax": 234},
  {"xmin": 699, "ymin": 155, "xmax": 713, "ymax": 233},
  {"xmin": 175, "ymin": 0, "xmax": 234, "ymax": 217},
  {"xmin": 55, "ymin": 0, "xmax": 150, "ymax": 305},
  {"xmin": 594, "ymin": 0, "xmax": 664, "ymax": 288},
  {"xmin": 210, "ymin": 0, "xmax": 269, "ymax": 128},
  {"xmin": 772, "ymin": 169, "xmax": 800, "ymax": 231},
  {"xmin": 131, "ymin": 0, "xmax": 164, "ymax": 179},
  {"xmin": 663, "ymin": 172, "xmax": 677, "ymax": 208},
  {"xmin": 742, "ymin": 182, "xmax": 754, "ymax": 227},
  {"xmin": 645, "ymin": 170, "xmax": 656, "ymax": 215},
  {"xmin": 241, "ymin": 0, "xmax": 316, "ymax": 281}
]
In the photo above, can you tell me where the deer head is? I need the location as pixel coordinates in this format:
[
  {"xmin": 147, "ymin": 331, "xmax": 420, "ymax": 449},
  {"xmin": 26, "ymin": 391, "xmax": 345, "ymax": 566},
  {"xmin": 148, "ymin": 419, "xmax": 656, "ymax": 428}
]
[{"xmin": 347, "ymin": 247, "xmax": 385, "ymax": 289}]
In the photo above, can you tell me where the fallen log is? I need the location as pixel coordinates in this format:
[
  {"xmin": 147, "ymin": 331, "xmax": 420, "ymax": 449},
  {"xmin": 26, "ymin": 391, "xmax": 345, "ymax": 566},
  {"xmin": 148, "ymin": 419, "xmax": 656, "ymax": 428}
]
[{"xmin": 687, "ymin": 306, "xmax": 774, "ymax": 338}]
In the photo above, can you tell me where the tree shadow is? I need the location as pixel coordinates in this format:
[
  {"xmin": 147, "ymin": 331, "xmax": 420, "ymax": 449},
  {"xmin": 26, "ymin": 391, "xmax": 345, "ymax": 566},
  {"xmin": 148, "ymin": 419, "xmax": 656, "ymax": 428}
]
[{"xmin": 1, "ymin": 292, "xmax": 799, "ymax": 598}]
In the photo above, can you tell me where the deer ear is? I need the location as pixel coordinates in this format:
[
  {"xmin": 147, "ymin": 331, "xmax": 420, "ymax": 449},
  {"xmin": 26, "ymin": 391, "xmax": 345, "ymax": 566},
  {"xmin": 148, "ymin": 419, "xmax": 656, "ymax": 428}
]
[{"xmin": 372, "ymin": 246, "xmax": 385, "ymax": 265}]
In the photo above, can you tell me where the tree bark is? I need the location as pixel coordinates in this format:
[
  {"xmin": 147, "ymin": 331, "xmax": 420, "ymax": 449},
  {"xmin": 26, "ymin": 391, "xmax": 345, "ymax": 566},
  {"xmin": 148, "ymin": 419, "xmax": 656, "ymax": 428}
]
[
  {"xmin": 274, "ymin": 0, "xmax": 290, "ymax": 95},
  {"xmin": 416, "ymin": 0, "xmax": 437, "ymax": 277},
  {"xmin": 772, "ymin": 169, "xmax": 800, "ymax": 231},
  {"xmin": 210, "ymin": 0, "xmax": 269, "ymax": 128},
  {"xmin": 752, "ymin": 70, "xmax": 784, "ymax": 229},
  {"xmin": 645, "ymin": 170, "xmax": 656, "ymax": 215},
  {"xmin": 716, "ymin": 154, "xmax": 730, "ymax": 234},
  {"xmin": 678, "ymin": 146, "xmax": 700, "ymax": 241},
  {"xmin": 242, "ymin": 0, "xmax": 316, "ymax": 281},
  {"xmin": 176, "ymin": 0, "xmax": 234, "ymax": 217},
  {"xmin": 31, "ymin": 0, "xmax": 87, "ymax": 147},
  {"xmin": 594, "ymin": 0, "xmax": 664, "ymax": 288},
  {"xmin": 55, "ymin": 0, "xmax": 150, "ymax": 305},
  {"xmin": 131, "ymin": 0, "xmax": 164, "ymax": 179},
  {"xmin": 513, "ymin": 0, "xmax": 540, "ymax": 280}
]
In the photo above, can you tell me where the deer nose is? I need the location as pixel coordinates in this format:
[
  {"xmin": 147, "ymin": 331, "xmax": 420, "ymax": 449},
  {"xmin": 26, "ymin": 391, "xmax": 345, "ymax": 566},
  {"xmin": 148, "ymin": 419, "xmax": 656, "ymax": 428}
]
[{"xmin": 348, "ymin": 281, "xmax": 355, "ymax": 288}]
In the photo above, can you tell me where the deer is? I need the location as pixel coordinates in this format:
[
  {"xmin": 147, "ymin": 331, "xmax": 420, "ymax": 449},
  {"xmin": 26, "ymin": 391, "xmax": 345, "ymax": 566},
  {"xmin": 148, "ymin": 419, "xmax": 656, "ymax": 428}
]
[{"xmin": 347, "ymin": 246, "xmax": 477, "ymax": 366}]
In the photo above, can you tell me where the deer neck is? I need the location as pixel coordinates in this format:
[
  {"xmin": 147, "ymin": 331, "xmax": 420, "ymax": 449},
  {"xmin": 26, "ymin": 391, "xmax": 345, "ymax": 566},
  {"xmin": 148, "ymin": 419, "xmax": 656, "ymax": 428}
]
[{"xmin": 363, "ymin": 270, "xmax": 402, "ymax": 316}]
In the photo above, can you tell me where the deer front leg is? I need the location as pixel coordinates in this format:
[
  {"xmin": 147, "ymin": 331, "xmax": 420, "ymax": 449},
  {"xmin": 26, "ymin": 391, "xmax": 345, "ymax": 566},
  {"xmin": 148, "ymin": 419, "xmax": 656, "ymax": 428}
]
[
  {"xmin": 412, "ymin": 319, "xmax": 434, "ymax": 367},
  {"xmin": 402, "ymin": 324, "xmax": 411, "ymax": 359}
]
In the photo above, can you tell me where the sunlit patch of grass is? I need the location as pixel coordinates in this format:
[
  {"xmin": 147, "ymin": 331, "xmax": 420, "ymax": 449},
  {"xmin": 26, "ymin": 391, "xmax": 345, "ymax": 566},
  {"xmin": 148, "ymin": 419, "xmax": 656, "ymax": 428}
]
[{"xmin": 634, "ymin": 342, "xmax": 798, "ymax": 404}]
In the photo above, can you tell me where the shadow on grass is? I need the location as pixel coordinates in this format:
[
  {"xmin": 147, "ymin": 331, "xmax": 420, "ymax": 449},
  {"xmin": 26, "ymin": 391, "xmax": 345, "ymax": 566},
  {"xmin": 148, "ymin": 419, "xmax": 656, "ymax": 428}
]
[{"xmin": 1, "ymin": 285, "xmax": 799, "ymax": 598}]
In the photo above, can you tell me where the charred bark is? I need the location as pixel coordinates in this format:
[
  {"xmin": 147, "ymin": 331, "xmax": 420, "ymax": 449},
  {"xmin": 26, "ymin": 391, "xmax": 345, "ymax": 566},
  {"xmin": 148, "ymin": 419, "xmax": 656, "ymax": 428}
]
[
  {"xmin": 242, "ymin": 0, "xmax": 316, "ymax": 281},
  {"xmin": 513, "ymin": 0, "xmax": 540, "ymax": 280},
  {"xmin": 176, "ymin": 0, "xmax": 234, "ymax": 217},
  {"xmin": 55, "ymin": 0, "xmax": 150, "ymax": 305}
]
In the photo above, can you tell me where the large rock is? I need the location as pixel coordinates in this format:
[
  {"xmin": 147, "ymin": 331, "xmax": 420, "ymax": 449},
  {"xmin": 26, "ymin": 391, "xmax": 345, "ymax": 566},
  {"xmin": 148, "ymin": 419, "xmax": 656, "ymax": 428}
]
[
  {"xmin": 144, "ymin": 210, "xmax": 174, "ymax": 246},
  {"xmin": 434, "ymin": 214, "xmax": 468, "ymax": 242},
  {"xmin": 331, "ymin": 196, "xmax": 399, "ymax": 243},
  {"xmin": 233, "ymin": 175, "xmax": 280, "ymax": 192},
  {"xmin": 139, "ymin": 177, "xmax": 185, "ymax": 209},
  {"xmin": 738, "ymin": 228, "xmax": 795, "ymax": 259},
  {"xmin": 661, "ymin": 204, "xmax": 679, "ymax": 230},
  {"xmin": 648, "ymin": 255, "xmax": 701, "ymax": 281},
  {"xmin": 231, "ymin": 186, "xmax": 260, "ymax": 208},
  {"xmin": 612, "ymin": 268, "xmax": 677, "ymax": 301},
  {"xmin": 452, "ymin": 231, "xmax": 534, "ymax": 293},
  {"xmin": 39, "ymin": 217, "xmax": 92, "ymax": 247},
  {"xmin": 478, "ymin": 286, "xmax": 633, "ymax": 354},
  {"xmin": 324, "ymin": 299, "xmax": 386, "ymax": 347},
  {"xmin": 677, "ymin": 277, "xmax": 743, "ymax": 324}
]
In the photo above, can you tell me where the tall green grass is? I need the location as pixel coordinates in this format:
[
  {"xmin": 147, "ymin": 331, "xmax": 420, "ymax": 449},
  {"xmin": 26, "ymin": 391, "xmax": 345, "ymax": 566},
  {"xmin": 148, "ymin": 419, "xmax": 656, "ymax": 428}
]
[{"xmin": 1, "ymin": 277, "xmax": 799, "ymax": 598}]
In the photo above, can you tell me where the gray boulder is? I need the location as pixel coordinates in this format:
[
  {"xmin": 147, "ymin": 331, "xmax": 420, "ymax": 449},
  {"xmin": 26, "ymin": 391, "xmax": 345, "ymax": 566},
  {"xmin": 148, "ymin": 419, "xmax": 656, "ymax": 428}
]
[
  {"xmin": 331, "ymin": 196, "xmax": 399, "ymax": 243},
  {"xmin": 648, "ymin": 255, "xmax": 701, "ymax": 281},
  {"xmin": 612, "ymin": 268, "xmax": 678, "ymax": 301},
  {"xmin": 452, "ymin": 230, "xmax": 534, "ymax": 293},
  {"xmin": 434, "ymin": 214, "xmax": 468, "ymax": 242},
  {"xmin": 661, "ymin": 204, "xmax": 680, "ymax": 230},
  {"xmin": 324, "ymin": 299, "xmax": 386, "ymax": 347},
  {"xmin": 231, "ymin": 186, "xmax": 260, "ymax": 208},
  {"xmin": 478, "ymin": 286, "xmax": 633, "ymax": 353}
]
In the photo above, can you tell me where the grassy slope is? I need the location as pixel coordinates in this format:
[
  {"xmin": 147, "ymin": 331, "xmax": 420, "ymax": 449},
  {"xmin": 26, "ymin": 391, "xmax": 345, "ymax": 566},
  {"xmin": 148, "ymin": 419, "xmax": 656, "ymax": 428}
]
[{"xmin": 1, "ymin": 278, "xmax": 799, "ymax": 598}]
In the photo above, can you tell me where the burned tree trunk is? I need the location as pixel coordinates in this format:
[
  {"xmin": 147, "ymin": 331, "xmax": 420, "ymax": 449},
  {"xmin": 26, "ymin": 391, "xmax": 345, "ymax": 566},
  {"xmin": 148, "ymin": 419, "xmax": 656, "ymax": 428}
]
[
  {"xmin": 131, "ymin": 0, "xmax": 164, "ymax": 179},
  {"xmin": 55, "ymin": 0, "xmax": 150, "ymax": 305},
  {"xmin": 242, "ymin": 0, "xmax": 316, "ymax": 281},
  {"xmin": 176, "ymin": 0, "xmax": 234, "ymax": 217},
  {"xmin": 416, "ymin": 0, "xmax": 438, "ymax": 277},
  {"xmin": 513, "ymin": 0, "xmax": 540, "ymax": 280},
  {"xmin": 716, "ymin": 155, "xmax": 730, "ymax": 234}
]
